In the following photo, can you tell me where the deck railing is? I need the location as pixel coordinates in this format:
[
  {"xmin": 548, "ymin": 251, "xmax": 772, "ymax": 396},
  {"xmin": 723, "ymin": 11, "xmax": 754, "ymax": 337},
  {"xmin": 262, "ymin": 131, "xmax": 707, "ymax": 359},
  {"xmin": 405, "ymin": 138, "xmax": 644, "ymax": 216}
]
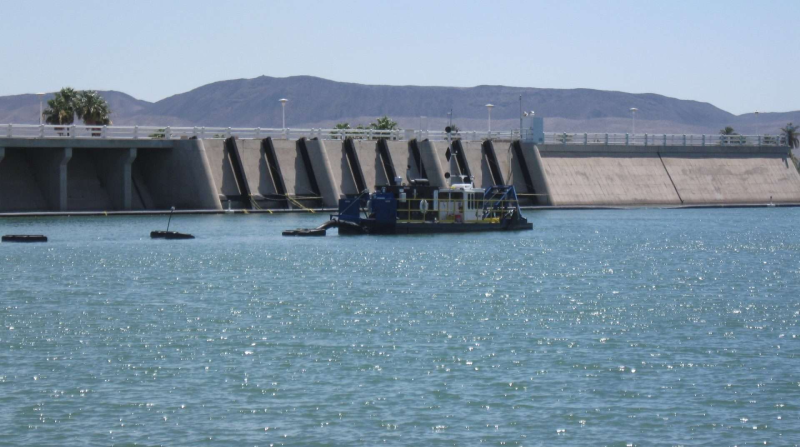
[{"xmin": 0, "ymin": 123, "xmax": 788, "ymax": 147}]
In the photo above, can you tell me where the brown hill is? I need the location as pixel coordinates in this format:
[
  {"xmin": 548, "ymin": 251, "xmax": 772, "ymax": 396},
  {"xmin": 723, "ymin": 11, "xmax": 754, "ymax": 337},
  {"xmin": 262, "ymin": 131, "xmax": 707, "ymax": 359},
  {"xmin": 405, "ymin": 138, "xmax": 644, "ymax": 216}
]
[{"xmin": 1, "ymin": 76, "xmax": 797, "ymax": 134}]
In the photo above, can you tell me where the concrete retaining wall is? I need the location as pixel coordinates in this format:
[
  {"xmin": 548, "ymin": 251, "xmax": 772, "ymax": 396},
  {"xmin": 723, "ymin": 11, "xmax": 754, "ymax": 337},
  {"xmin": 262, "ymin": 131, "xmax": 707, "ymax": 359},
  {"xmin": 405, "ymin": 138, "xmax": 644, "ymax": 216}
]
[
  {"xmin": 384, "ymin": 140, "xmax": 415, "ymax": 182},
  {"xmin": 2, "ymin": 137, "xmax": 799, "ymax": 213},
  {"xmin": 67, "ymin": 149, "xmax": 113, "ymax": 211},
  {"xmin": 133, "ymin": 139, "xmax": 221, "ymax": 210},
  {"xmin": 305, "ymin": 139, "xmax": 341, "ymax": 207},
  {"xmin": 662, "ymin": 151, "xmax": 800, "ymax": 204},
  {"xmin": 460, "ymin": 141, "xmax": 489, "ymax": 187},
  {"xmin": 203, "ymin": 139, "xmax": 240, "ymax": 201},
  {"xmin": 0, "ymin": 148, "xmax": 49, "ymax": 211},
  {"xmin": 418, "ymin": 140, "xmax": 447, "ymax": 187},
  {"xmin": 537, "ymin": 150, "xmax": 681, "ymax": 206},
  {"xmin": 352, "ymin": 140, "xmax": 383, "ymax": 189},
  {"xmin": 535, "ymin": 144, "xmax": 800, "ymax": 206},
  {"xmin": 272, "ymin": 139, "xmax": 313, "ymax": 197}
]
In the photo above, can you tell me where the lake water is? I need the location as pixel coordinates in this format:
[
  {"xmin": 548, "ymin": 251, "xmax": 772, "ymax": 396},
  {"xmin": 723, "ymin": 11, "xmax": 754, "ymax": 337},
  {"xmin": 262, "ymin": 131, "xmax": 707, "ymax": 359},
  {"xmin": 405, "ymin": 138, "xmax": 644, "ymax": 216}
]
[{"xmin": 1, "ymin": 209, "xmax": 798, "ymax": 446}]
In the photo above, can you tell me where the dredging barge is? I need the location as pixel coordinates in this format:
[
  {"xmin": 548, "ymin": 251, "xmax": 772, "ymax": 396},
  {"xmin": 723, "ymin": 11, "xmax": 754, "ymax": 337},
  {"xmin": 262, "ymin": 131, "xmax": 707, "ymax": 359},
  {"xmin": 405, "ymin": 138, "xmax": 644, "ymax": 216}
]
[{"xmin": 283, "ymin": 176, "xmax": 532, "ymax": 236}]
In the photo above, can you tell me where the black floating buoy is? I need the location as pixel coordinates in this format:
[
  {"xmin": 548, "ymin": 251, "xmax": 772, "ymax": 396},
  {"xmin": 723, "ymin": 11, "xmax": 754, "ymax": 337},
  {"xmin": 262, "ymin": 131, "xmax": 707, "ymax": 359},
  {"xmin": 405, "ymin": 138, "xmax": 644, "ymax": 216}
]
[
  {"xmin": 282, "ymin": 228, "xmax": 326, "ymax": 237},
  {"xmin": 151, "ymin": 206, "xmax": 194, "ymax": 239},
  {"xmin": 150, "ymin": 231, "xmax": 195, "ymax": 240},
  {"xmin": 2, "ymin": 235, "xmax": 48, "ymax": 243}
]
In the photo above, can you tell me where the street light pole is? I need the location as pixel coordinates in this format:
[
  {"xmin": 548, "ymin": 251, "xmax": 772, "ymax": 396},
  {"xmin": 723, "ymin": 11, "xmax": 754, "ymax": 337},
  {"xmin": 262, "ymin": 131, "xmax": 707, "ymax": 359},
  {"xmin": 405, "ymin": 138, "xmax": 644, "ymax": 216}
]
[
  {"xmin": 37, "ymin": 93, "xmax": 45, "ymax": 125},
  {"xmin": 485, "ymin": 104, "xmax": 494, "ymax": 133},
  {"xmin": 630, "ymin": 107, "xmax": 638, "ymax": 135},
  {"xmin": 279, "ymin": 98, "xmax": 288, "ymax": 129}
]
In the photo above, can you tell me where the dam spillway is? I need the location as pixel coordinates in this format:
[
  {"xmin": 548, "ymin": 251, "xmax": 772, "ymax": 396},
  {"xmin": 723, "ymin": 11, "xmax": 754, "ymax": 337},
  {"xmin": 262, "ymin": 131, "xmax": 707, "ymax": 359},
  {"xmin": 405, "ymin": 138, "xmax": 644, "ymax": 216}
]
[{"xmin": 1, "ymin": 125, "xmax": 799, "ymax": 214}]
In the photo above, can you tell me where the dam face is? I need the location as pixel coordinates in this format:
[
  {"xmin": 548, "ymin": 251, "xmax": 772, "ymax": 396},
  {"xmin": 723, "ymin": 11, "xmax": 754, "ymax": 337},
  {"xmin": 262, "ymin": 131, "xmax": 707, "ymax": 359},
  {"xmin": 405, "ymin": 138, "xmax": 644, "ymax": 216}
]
[{"xmin": 1, "ymin": 135, "xmax": 799, "ymax": 213}]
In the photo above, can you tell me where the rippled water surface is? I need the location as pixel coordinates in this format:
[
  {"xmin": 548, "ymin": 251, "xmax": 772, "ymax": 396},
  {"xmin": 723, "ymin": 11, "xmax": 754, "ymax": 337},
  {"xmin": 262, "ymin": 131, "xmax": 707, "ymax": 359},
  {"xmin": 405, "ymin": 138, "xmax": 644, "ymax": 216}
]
[{"xmin": 1, "ymin": 209, "xmax": 799, "ymax": 446}]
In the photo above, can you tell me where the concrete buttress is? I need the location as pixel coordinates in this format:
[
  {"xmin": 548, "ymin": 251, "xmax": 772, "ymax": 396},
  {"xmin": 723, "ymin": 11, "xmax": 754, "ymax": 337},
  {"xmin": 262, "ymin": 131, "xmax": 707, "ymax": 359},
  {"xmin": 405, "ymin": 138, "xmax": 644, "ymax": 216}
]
[
  {"xmin": 417, "ymin": 140, "xmax": 447, "ymax": 187},
  {"xmin": 96, "ymin": 148, "xmax": 137, "ymax": 210},
  {"xmin": 29, "ymin": 147, "xmax": 72, "ymax": 211},
  {"xmin": 305, "ymin": 139, "xmax": 341, "ymax": 207}
]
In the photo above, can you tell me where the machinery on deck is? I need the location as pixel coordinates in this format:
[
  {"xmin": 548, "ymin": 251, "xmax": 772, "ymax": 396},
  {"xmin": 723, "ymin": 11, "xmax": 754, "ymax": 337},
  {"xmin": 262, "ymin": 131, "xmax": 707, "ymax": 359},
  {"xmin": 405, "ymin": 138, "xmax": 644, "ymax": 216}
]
[{"xmin": 283, "ymin": 175, "xmax": 532, "ymax": 236}]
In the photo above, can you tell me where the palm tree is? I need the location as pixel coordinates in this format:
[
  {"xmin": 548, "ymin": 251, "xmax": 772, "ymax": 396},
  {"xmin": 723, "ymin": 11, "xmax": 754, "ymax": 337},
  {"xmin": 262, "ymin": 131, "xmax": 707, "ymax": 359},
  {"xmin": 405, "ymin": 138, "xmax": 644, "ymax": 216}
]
[
  {"xmin": 719, "ymin": 126, "xmax": 738, "ymax": 135},
  {"xmin": 76, "ymin": 90, "xmax": 111, "ymax": 125},
  {"xmin": 781, "ymin": 123, "xmax": 799, "ymax": 148},
  {"xmin": 370, "ymin": 116, "xmax": 398, "ymax": 130},
  {"xmin": 43, "ymin": 87, "xmax": 79, "ymax": 125}
]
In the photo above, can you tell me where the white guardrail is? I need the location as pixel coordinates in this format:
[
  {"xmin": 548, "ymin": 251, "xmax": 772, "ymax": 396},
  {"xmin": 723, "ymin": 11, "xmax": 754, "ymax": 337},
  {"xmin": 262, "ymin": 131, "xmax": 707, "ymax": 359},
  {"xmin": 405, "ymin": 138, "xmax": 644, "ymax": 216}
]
[{"xmin": 0, "ymin": 123, "xmax": 787, "ymax": 146}]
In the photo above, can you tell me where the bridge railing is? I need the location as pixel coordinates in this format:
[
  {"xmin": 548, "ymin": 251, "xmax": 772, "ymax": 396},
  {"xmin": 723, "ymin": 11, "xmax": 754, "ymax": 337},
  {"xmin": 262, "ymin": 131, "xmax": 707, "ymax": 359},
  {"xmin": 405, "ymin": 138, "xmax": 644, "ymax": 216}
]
[
  {"xmin": 0, "ymin": 123, "xmax": 787, "ymax": 146},
  {"xmin": 544, "ymin": 132, "xmax": 786, "ymax": 147}
]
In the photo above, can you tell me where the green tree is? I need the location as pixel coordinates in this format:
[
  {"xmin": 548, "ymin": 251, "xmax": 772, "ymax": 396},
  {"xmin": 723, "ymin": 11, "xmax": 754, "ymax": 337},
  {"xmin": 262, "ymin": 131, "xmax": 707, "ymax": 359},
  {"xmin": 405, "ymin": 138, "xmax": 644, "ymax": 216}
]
[
  {"xmin": 43, "ymin": 87, "xmax": 79, "ymax": 125},
  {"xmin": 369, "ymin": 116, "xmax": 398, "ymax": 130},
  {"xmin": 42, "ymin": 88, "xmax": 112, "ymax": 126},
  {"xmin": 781, "ymin": 123, "xmax": 799, "ymax": 148},
  {"xmin": 719, "ymin": 126, "xmax": 738, "ymax": 135},
  {"xmin": 76, "ymin": 90, "xmax": 111, "ymax": 125}
]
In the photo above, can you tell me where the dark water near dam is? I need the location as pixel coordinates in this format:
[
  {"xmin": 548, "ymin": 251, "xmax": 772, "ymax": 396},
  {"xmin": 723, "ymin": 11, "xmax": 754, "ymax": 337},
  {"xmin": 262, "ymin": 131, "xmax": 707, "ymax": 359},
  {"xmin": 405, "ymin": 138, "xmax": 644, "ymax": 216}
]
[{"xmin": 1, "ymin": 209, "xmax": 798, "ymax": 446}]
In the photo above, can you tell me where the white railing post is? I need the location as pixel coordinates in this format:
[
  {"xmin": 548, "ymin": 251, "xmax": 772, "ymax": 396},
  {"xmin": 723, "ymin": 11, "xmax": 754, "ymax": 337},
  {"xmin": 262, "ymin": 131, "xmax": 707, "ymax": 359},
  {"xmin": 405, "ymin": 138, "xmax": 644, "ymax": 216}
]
[
  {"xmin": 255, "ymin": 127, "xmax": 261, "ymax": 139},
  {"xmin": 625, "ymin": 133, "xmax": 629, "ymax": 146},
  {"xmin": 70, "ymin": 124, "xmax": 76, "ymax": 137},
  {"xmin": 702, "ymin": 135, "xmax": 706, "ymax": 146},
  {"xmin": 226, "ymin": 127, "xmax": 231, "ymax": 138},
  {"xmin": 644, "ymin": 134, "xmax": 648, "ymax": 146},
  {"xmin": 584, "ymin": 133, "xmax": 588, "ymax": 145},
  {"xmin": 6, "ymin": 124, "xmax": 11, "ymax": 137},
  {"xmin": 134, "ymin": 126, "xmax": 139, "ymax": 139},
  {"xmin": 102, "ymin": 125, "xmax": 107, "ymax": 139},
  {"xmin": 193, "ymin": 127, "xmax": 198, "ymax": 138},
  {"xmin": 758, "ymin": 135, "xmax": 762, "ymax": 146},
  {"xmin": 39, "ymin": 125, "xmax": 44, "ymax": 138},
  {"xmin": 166, "ymin": 127, "xmax": 172, "ymax": 139},
  {"xmin": 663, "ymin": 134, "xmax": 667, "ymax": 146},
  {"xmin": 201, "ymin": 127, "xmax": 206, "ymax": 139}
]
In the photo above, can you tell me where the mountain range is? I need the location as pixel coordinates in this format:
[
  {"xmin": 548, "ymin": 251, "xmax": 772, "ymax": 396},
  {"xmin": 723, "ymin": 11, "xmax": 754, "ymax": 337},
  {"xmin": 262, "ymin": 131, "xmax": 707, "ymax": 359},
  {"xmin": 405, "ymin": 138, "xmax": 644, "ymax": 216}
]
[{"xmin": 1, "ymin": 75, "xmax": 797, "ymax": 135}]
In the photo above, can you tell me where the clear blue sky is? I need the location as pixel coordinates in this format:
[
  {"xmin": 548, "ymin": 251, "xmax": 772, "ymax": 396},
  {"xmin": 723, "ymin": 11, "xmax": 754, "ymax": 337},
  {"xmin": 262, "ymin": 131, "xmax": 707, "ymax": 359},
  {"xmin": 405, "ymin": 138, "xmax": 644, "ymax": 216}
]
[{"xmin": 2, "ymin": 0, "xmax": 797, "ymax": 115}]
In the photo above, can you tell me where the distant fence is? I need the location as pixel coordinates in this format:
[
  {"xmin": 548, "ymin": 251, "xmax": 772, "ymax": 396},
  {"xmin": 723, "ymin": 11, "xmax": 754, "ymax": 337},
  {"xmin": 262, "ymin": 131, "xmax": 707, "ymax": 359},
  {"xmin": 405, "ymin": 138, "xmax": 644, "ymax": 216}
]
[{"xmin": 1, "ymin": 123, "xmax": 787, "ymax": 147}]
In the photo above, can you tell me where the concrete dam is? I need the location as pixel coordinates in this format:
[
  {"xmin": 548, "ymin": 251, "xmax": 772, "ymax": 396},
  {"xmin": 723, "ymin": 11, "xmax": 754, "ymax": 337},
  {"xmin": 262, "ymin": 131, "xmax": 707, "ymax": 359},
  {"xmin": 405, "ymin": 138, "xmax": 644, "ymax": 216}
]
[{"xmin": 1, "ymin": 127, "xmax": 799, "ymax": 214}]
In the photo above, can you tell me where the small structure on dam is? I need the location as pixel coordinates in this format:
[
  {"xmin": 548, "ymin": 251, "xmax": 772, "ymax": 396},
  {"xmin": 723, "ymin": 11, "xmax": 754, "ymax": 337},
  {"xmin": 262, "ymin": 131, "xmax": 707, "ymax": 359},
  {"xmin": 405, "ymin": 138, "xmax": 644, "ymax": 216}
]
[{"xmin": 0, "ymin": 124, "xmax": 798, "ymax": 214}]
